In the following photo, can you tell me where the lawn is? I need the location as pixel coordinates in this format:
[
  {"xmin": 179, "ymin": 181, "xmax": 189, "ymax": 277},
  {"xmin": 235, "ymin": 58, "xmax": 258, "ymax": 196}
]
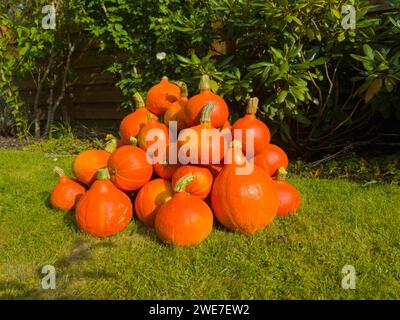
[{"xmin": 0, "ymin": 150, "xmax": 399, "ymax": 300}]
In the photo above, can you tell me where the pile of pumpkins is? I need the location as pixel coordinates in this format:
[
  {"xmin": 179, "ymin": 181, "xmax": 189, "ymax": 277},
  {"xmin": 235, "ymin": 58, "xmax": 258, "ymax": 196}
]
[{"xmin": 50, "ymin": 75, "xmax": 300, "ymax": 246}]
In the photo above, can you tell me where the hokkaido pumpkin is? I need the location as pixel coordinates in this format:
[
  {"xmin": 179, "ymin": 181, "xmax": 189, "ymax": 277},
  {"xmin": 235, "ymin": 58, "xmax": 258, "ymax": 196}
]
[
  {"xmin": 184, "ymin": 75, "xmax": 229, "ymax": 128},
  {"xmin": 155, "ymin": 174, "xmax": 213, "ymax": 246},
  {"xmin": 178, "ymin": 102, "xmax": 226, "ymax": 165},
  {"xmin": 211, "ymin": 140, "xmax": 278, "ymax": 235},
  {"xmin": 72, "ymin": 149, "xmax": 111, "ymax": 186},
  {"xmin": 253, "ymin": 144, "xmax": 289, "ymax": 177},
  {"xmin": 231, "ymin": 97, "xmax": 270, "ymax": 157},
  {"xmin": 138, "ymin": 114, "xmax": 169, "ymax": 160},
  {"xmin": 172, "ymin": 165, "xmax": 213, "ymax": 200},
  {"xmin": 50, "ymin": 167, "xmax": 86, "ymax": 211},
  {"xmin": 163, "ymin": 81, "xmax": 188, "ymax": 131},
  {"xmin": 274, "ymin": 167, "xmax": 301, "ymax": 216},
  {"xmin": 146, "ymin": 76, "xmax": 180, "ymax": 115},
  {"xmin": 154, "ymin": 160, "xmax": 180, "ymax": 180},
  {"xmin": 119, "ymin": 92, "xmax": 157, "ymax": 145},
  {"xmin": 134, "ymin": 179, "xmax": 174, "ymax": 227},
  {"xmin": 108, "ymin": 137, "xmax": 153, "ymax": 191},
  {"xmin": 76, "ymin": 168, "xmax": 133, "ymax": 237}
]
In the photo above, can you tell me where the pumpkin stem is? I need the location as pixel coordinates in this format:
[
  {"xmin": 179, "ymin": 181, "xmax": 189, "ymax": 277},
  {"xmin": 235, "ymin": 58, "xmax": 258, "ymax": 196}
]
[
  {"xmin": 230, "ymin": 139, "xmax": 242, "ymax": 149},
  {"xmin": 177, "ymin": 81, "xmax": 188, "ymax": 98},
  {"xmin": 129, "ymin": 136, "xmax": 138, "ymax": 146},
  {"xmin": 133, "ymin": 92, "xmax": 146, "ymax": 109},
  {"xmin": 200, "ymin": 102, "xmax": 215, "ymax": 124},
  {"xmin": 161, "ymin": 76, "xmax": 169, "ymax": 81},
  {"xmin": 246, "ymin": 97, "xmax": 259, "ymax": 115},
  {"xmin": 146, "ymin": 113, "xmax": 156, "ymax": 120},
  {"xmin": 104, "ymin": 138, "xmax": 117, "ymax": 153},
  {"xmin": 173, "ymin": 174, "xmax": 194, "ymax": 193},
  {"xmin": 53, "ymin": 166, "xmax": 65, "ymax": 177},
  {"xmin": 276, "ymin": 167, "xmax": 288, "ymax": 181},
  {"xmin": 199, "ymin": 74, "xmax": 211, "ymax": 91},
  {"xmin": 97, "ymin": 168, "xmax": 110, "ymax": 180}
]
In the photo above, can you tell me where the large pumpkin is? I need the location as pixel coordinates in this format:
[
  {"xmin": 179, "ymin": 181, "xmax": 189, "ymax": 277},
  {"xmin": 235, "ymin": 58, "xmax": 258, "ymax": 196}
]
[
  {"xmin": 146, "ymin": 76, "xmax": 180, "ymax": 115},
  {"xmin": 155, "ymin": 174, "xmax": 213, "ymax": 246},
  {"xmin": 134, "ymin": 179, "xmax": 174, "ymax": 227},
  {"xmin": 253, "ymin": 144, "xmax": 289, "ymax": 177},
  {"xmin": 108, "ymin": 137, "xmax": 153, "ymax": 191},
  {"xmin": 172, "ymin": 165, "xmax": 213, "ymax": 200},
  {"xmin": 274, "ymin": 167, "xmax": 301, "ymax": 216},
  {"xmin": 184, "ymin": 75, "xmax": 229, "ymax": 128},
  {"xmin": 72, "ymin": 149, "xmax": 111, "ymax": 186},
  {"xmin": 76, "ymin": 168, "xmax": 133, "ymax": 237},
  {"xmin": 211, "ymin": 141, "xmax": 278, "ymax": 235},
  {"xmin": 50, "ymin": 167, "xmax": 86, "ymax": 211},
  {"xmin": 231, "ymin": 97, "xmax": 270, "ymax": 157},
  {"xmin": 119, "ymin": 92, "xmax": 157, "ymax": 145},
  {"xmin": 164, "ymin": 81, "xmax": 188, "ymax": 131}
]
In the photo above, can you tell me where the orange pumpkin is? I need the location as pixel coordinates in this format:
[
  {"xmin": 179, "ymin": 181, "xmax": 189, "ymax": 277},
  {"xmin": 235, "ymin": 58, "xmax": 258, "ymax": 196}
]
[
  {"xmin": 211, "ymin": 140, "xmax": 278, "ymax": 235},
  {"xmin": 231, "ymin": 97, "xmax": 270, "ymax": 157},
  {"xmin": 178, "ymin": 102, "xmax": 226, "ymax": 165},
  {"xmin": 76, "ymin": 168, "xmax": 133, "ymax": 237},
  {"xmin": 146, "ymin": 76, "xmax": 180, "ymax": 115},
  {"xmin": 119, "ymin": 92, "xmax": 157, "ymax": 145},
  {"xmin": 50, "ymin": 167, "xmax": 86, "ymax": 211},
  {"xmin": 164, "ymin": 81, "xmax": 188, "ymax": 131},
  {"xmin": 134, "ymin": 179, "xmax": 173, "ymax": 227},
  {"xmin": 138, "ymin": 114, "xmax": 169, "ymax": 160},
  {"xmin": 184, "ymin": 75, "xmax": 229, "ymax": 128},
  {"xmin": 108, "ymin": 137, "xmax": 153, "ymax": 191},
  {"xmin": 172, "ymin": 165, "xmax": 213, "ymax": 200},
  {"xmin": 253, "ymin": 144, "xmax": 289, "ymax": 177},
  {"xmin": 154, "ymin": 161, "xmax": 180, "ymax": 180},
  {"xmin": 274, "ymin": 167, "xmax": 301, "ymax": 216},
  {"xmin": 155, "ymin": 174, "xmax": 213, "ymax": 246},
  {"xmin": 72, "ymin": 149, "xmax": 111, "ymax": 186}
]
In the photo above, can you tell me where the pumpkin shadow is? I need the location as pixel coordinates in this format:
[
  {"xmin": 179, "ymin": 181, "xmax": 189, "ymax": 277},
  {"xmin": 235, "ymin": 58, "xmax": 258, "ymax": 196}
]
[
  {"xmin": 63, "ymin": 211, "xmax": 80, "ymax": 233},
  {"xmin": 43, "ymin": 193, "xmax": 53, "ymax": 210},
  {"xmin": 132, "ymin": 221, "xmax": 159, "ymax": 242}
]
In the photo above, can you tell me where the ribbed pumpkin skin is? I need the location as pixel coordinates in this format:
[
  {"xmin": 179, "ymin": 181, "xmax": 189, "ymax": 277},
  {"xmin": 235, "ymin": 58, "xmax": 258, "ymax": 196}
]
[
  {"xmin": 134, "ymin": 179, "xmax": 173, "ymax": 227},
  {"xmin": 231, "ymin": 114, "xmax": 270, "ymax": 157},
  {"xmin": 155, "ymin": 192, "xmax": 213, "ymax": 246},
  {"xmin": 119, "ymin": 108, "xmax": 156, "ymax": 145},
  {"xmin": 146, "ymin": 77, "xmax": 180, "ymax": 115},
  {"xmin": 172, "ymin": 165, "xmax": 213, "ymax": 200},
  {"xmin": 50, "ymin": 176, "xmax": 86, "ymax": 211},
  {"xmin": 72, "ymin": 150, "xmax": 111, "ymax": 185},
  {"xmin": 275, "ymin": 180, "xmax": 300, "ymax": 216},
  {"xmin": 253, "ymin": 144, "xmax": 288, "ymax": 177},
  {"xmin": 138, "ymin": 118, "xmax": 169, "ymax": 157},
  {"xmin": 184, "ymin": 90, "xmax": 229, "ymax": 128},
  {"xmin": 76, "ymin": 179, "xmax": 132, "ymax": 237},
  {"xmin": 211, "ymin": 149, "xmax": 278, "ymax": 234},
  {"xmin": 108, "ymin": 145, "xmax": 153, "ymax": 191},
  {"xmin": 164, "ymin": 97, "xmax": 188, "ymax": 131},
  {"xmin": 154, "ymin": 162, "xmax": 180, "ymax": 180}
]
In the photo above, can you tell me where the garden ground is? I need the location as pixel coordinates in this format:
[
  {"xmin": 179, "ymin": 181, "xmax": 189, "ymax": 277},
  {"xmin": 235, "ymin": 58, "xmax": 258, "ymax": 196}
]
[{"xmin": 0, "ymin": 150, "xmax": 399, "ymax": 299}]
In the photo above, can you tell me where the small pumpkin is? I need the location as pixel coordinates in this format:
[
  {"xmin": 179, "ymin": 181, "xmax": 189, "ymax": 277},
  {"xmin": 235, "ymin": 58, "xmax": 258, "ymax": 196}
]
[
  {"xmin": 231, "ymin": 97, "xmax": 270, "ymax": 157},
  {"xmin": 72, "ymin": 149, "xmax": 111, "ymax": 186},
  {"xmin": 154, "ymin": 161, "xmax": 180, "ymax": 180},
  {"xmin": 50, "ymin": 167, "xmax": 86, "ymax": 211},
  {"xmin": 211, "ymin": 140, "xmax": 278, "ymax": 235},
  {"xmin": 119, "ymin": 92, "xmax": 157, "ymax": 145},
  {"xmin": 76, "ymin": 168, "xmax": 133, "ymax": 237},
  {"xmin": 138, "ymin": 114, "xmax": 169, "ymax": 160},
  {"xmin": 108, "ymin": 137, "xmax": 153, "ymax": 191},
  {"xmin": 178, "ymin": 102, "xmax": 226, "ymax": 165},
  {"xmin": 164, "ymin": 81, "xmax": 188, "ymax": 131},
  {"xmin": 134, "ymin": 178, "xmax": 174, "ymax": 227},
  {"xmin": 155, "ymin": 174, "xmax": 214, "ymax": 246},
  {"xmin": 146, "ymin": 76, "xmax": 180, "ymax": 115},
  {"xmin": 184, "ymin": 75, "xmax": 229, "ymax": 128},
  {"xmin": 172, "ymin": 165, "xmax": 213, "ymax": 200},
  {"xmin": 274, "ymin": 167, "xmax": 301, "ymax": 216},
  {"xmin": 253, "ymin": 144, "xmax": 289, "ymax": 177}
]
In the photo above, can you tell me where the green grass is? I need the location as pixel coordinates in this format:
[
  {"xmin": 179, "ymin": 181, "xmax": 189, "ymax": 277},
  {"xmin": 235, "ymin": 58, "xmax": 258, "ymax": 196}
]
[{"xmin": 0, "ymin": 150, "xmax": 399, "ymax": 300}]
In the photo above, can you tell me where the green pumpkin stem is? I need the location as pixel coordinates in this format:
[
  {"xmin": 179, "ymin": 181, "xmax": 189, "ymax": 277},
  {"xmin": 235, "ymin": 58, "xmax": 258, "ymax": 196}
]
[
  {"xmin": 177, "ymin": 81, "xmax": 188, "ymax": 98},
  {"xmin": 173, "ymin": 174, "xmax": 194, "ymax": 193},
  {"xmin": 129, "ymin": 136, "xmax": 138, "ymax": 146},
  {"xmin": 246, "ymin": 97, "xmax": 259, "ymax": 115},
  {"xmin": 104, "ymin": 138, "xmax": 117, "ymax": 153},
  {"xmin": 146, "ymin": 113, "xmax": 156, "ymax": 120},
  {"xmin": 199, "ymin": 74, "xmax": 211, "ymax": 91},
  {"xmin": 133, "ymin": 92, "xmax": 145, "ymax": 109},
  {"xmin": 53, "ymin": 166, "xmax": 65, "ymax": 177},
  {"xmin": 97, "ymin": 168, "xmax": 110, "ymax": 180},
  {"xmin": 230, "ymin": 139, "xmax": 242, "ymax": 150},
  {"xmin": 276, "ymin": 167, "xmax": 288, "ymax": 181},
  {"xmin": 200, "ymin": 102, "xmax": 215, "ymax": 124}
]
